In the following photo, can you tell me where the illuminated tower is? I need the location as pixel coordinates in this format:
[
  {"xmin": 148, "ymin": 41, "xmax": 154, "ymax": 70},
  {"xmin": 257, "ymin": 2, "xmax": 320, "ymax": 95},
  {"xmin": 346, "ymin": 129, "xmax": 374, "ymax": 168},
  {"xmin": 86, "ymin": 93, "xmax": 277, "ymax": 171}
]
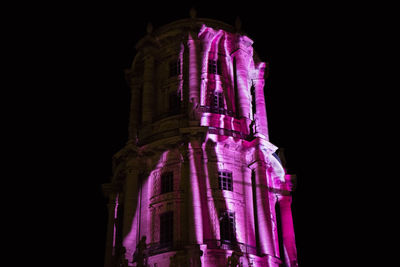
[{"xmin": 103, "ymin": 14, "xmax": 298, "ymax": 267}]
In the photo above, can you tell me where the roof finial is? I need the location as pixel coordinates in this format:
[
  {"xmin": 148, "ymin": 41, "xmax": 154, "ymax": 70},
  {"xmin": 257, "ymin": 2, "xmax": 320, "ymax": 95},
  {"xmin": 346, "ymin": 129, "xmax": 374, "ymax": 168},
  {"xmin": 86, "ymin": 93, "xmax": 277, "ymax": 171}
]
[
  {"xmin": 235, "ymin": 16, "xmax": 242, "ymax": 32},
  {"xmin": 190, "ymin": 7, "xmax": 197, "ymax": 19},
  {"xmin": 146, "ymin": 22, "xmax": 153, "ymax": 34}
]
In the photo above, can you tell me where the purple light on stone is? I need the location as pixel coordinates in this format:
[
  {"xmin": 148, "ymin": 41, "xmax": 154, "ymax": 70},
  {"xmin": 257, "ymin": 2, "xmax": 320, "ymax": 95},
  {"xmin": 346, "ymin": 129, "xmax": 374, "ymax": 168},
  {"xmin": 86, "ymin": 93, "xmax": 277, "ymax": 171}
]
[{"xmin": 105, "ymin": 21, "xmax": 298, "ymax": 267}]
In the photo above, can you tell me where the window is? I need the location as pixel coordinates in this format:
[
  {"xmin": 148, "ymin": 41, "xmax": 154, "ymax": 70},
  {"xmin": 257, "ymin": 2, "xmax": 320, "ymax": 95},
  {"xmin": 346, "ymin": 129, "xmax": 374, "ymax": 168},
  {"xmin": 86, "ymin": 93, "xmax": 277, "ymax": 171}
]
[
  {"xmin": 160, "ymin": 211, "xmax": 173, "ymax": 245},
  {"xmin": 208, "ymin": 59, "xmax": 222, "ymax": 75},
  {"xmin": 250, "ymin": 83, "xmax": 256, "ymax": 118},
  {"xmin": 169, "ymin": 92, "xmax": 180, "ymax": 113},
  {"xmin": 169, "ymin": 59, "xmax": 181, "ymax": 77},
  {"xmin": 218, "ymin": 171, "xmax": 233, "ymax": 191},
  {"xmin": 213, "ymin": 92, "xmax": 224, "ymax": 109},
  {"xmin": 209, "ymin": 91, "xmax": 224, "ymax": 114},
  {"xmin": 161, "ymin": 172, "xmax": 173, "ymax": 194},
  {"xmin": 220, "ymin": 211, "xmax": 236, "ymax": 243}
]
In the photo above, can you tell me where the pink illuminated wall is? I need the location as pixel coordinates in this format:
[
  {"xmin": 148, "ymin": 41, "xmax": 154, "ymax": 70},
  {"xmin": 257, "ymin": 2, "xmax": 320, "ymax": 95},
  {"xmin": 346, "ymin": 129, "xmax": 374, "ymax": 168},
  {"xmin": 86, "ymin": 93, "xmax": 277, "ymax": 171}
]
[{"xmin": 104, "ymin": 19, "xmax": 298, "ymax": 267}]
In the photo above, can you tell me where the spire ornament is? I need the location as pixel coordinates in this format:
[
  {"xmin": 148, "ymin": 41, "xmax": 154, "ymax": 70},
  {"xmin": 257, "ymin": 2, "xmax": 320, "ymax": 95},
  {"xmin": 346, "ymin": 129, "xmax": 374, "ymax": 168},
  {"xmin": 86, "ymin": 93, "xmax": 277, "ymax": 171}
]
[
  {"xmin": 235, "ymin": 16, "xmax": 242, "ymax": 32},
  {"xmin": 146, "ymin": 22, "xmax": 153, "ymax": 35},
  {"xmin": 189, "ymin": 7, "xmax": 197, "ymax": 19}
]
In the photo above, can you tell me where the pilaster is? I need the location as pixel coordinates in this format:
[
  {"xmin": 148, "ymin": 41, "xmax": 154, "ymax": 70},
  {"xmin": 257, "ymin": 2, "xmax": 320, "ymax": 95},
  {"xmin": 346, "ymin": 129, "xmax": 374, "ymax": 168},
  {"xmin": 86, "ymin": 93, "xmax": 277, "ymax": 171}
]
[
  {"xmin": 128, "ymin": 80, "xmax": 141, "ymax": 141},
  {"xmin": 278, "ymin": 196, "xmax": 298, "ymax": 267},
  {"xmin": 187, "ymin": 33, "xmax": 200, "ymax": 119},
  {"xmin": 253, "ymin": 70, "xmax": 269, "ymax": 138},
  {"xmin": 249, "ymin": 160, "xmax": 276, "ymax": 258},
  {"xmin": 187, "ymin": 137, "xmax": 204, "ymax": 245},
  {"xmin": 178, "ymin": 142, "xmax": 190, "ymax": 245},
  {"xmin": 231, "ymin": 35, "xmax": 253, "ymax": 120},
  {"xmin": 142, "ymin": 53, "xmax": 155, "ymax": 124}
]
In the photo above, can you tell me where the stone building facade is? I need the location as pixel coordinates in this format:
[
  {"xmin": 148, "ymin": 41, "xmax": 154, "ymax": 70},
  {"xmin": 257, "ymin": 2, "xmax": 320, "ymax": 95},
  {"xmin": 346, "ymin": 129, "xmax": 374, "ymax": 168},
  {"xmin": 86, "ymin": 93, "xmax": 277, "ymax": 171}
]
[{"xmin": 103, "ymin": 15, "xmax": 298, "ymax": 267}]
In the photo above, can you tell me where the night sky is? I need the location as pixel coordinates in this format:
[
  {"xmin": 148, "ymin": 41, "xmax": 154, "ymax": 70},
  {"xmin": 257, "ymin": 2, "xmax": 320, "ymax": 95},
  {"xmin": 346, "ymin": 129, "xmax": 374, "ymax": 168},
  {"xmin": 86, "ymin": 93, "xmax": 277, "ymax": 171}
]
[{"xmin": 55, "ymin": 2, "xmax": 353, "ymax": 266}]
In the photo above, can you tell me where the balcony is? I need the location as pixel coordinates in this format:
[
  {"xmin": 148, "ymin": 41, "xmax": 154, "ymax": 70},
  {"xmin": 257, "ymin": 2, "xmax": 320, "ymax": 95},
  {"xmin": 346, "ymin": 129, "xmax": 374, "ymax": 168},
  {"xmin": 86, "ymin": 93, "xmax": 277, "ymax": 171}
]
[
  {"xmin": 208, "ymin": 126, "xmax": 249, "ymax": 140},
  {"xmin": 204, "ymin": 239, "xmax": 258, "ymax": 255},
  {"xmin": 198, "ymin": 105, "xmax": 235, "ymax": 117}
]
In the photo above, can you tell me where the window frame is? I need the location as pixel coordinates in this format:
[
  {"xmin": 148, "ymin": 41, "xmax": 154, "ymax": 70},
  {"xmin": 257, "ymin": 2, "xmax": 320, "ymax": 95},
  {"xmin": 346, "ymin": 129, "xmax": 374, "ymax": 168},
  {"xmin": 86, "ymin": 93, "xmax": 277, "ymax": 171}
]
[
  {"xmin": 209, "ymin": 91, "xmax": 225, "ymax": 114},
  {"xmin": 168, "ymin": 92, "xmax": 181, "ymax": 114},
  {"xmin": 160, "ymin": 171, "xmax": 174, "ymax": 194},
  {"xmin": 220, "ymin": 210, "xmax": 236, "ymax": 243},
  {"xmin": 208, "ymin": 59, "xmax": 222, "ymax": 75},
  {"xmin": 169, "ymin": 58, "xmax": 181, "ymax": 77},
  {"xmin": 218, "ymin": 171, "xmax": 233, "ymax": 191},
  {"xmin": 159, "ymin": 211, "xmax": 174, "ymax": 245}
]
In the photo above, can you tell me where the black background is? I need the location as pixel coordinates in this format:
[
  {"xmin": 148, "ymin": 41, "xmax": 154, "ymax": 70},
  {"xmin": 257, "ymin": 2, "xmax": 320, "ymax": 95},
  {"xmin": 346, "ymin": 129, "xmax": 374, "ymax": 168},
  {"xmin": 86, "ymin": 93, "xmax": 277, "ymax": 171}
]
[{"xmin": 28, "ymin": 2, "xmax": 364, "ymax": 266}]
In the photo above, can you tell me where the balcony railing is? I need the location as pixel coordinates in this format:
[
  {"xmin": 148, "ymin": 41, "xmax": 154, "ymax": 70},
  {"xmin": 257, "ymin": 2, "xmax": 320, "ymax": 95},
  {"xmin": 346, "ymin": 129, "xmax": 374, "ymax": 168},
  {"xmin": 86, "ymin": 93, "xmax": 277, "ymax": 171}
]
[
  {"xmin": 139, "ymin": 239, "xmax": 258, "ymax": 258},
  {"xmin": 208, "ymin": 126, "xmax": 249, "ymax": 140},
  {"xmin": 146, "ymin": 241, "xmax": 175, "ymax": 256},
  {"xmin": 204, "ymin": 239, "xmax": 258, "ymax": 255},
  {"xmin": 198, "ymin": 105, "xmax": 235, "ymax": 117}
]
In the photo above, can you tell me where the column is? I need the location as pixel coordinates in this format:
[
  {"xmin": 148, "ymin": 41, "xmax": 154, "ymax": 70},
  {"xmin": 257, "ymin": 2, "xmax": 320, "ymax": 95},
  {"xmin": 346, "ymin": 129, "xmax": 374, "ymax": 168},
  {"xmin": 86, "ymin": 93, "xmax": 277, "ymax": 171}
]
[
  {"xmin": 244, "ymin": 168, "xmax": 257, "ymax": 247},
  {"xmin": 187, "ymin": 33, "xmax": 200, "ymax": 117},
  {"xmin": 253, "ymin": 76, "xmax": 269, "ymax": 139},
  {"xmin": 279, "ymin": 196, "xmax": 298, "ymax": 267},
  {"xmin": 103, "ymin": 186, "xmax": 119, "ymax": 267},
  {"xmin": 185, "ymin": 245, "xmax": 204, "ymax": 267},
  {"xmin": 122, "ymin": 166, "xmax": 140, "ymax": 263},
  {"xmin": 178, "ymin": 143, "xmax": 190, "ymax": 245},
  {"xmin": 252, "ymin": 160, "xmax": 276, "ymax": 257},
  {"xmin": 199, "ymin": 35, "xmax": 211, "ymax": 107},
  {"xmin": 142, "ymin": 53, "xmax": 155, "ymax": 124},
  {"xmin": 232, "ymin": 48, "xmax": 251, "ymax": 120},
  {"xmin": 187, "ymin": 139, "xmax": 204, "ymax": 245}
]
